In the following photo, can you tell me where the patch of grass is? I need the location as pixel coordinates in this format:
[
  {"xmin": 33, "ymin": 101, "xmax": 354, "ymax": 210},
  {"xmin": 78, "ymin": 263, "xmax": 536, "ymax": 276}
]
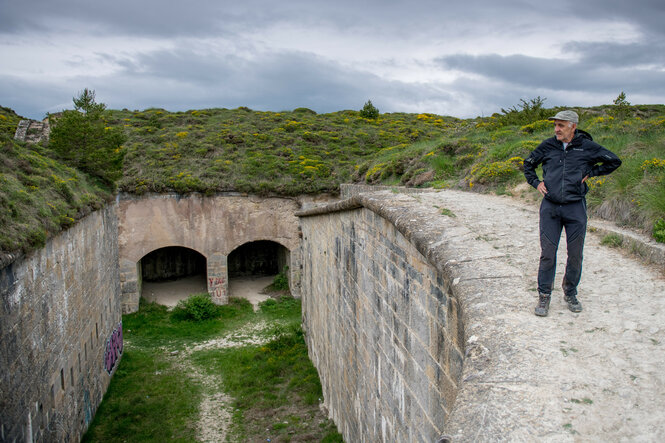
[
  {"xmin": 654, "ymin": 218, "xmax": 665, "ymax": 243},
  {"xmin": 562, "ymin": 423, "xmax": 579, "ymax": 434},
  {"xmin": 0, "ymin": 131, "xmax": 111, "ymax": 258},
  {"xmin": 83, "ymin": 295, "xmax": 341, "ymax": 442},
  {"xmin": 440, "ymin": 208, "xmax": 456, "ymax": 217},
  {"xmin": 601, "ymin": 233, "xmax": 624, "ymax": 248},
  {"xmin": 263, "ymin": 266, "xmax": 290, "ymax": 293},
  {"xmin": 191, "ymin": 319, "xmax": 340, "ymax": 441},
  {"xmin": 82, "ymin": 349, "xmax": 201, "ymax": 442},
  {"xmin": 123, "ymin": 297, "xmax": 254, "ymax": 349},
  {"xmin": 570, "ymin": 397, "xmax": 594, "ymax": 405}
]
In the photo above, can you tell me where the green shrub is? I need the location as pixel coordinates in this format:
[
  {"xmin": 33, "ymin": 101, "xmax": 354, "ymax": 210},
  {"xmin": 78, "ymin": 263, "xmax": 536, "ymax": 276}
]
[
  {"xmin": 469, "ymin": 157, "xmax": 524, "ymax": 185},
  {"xmin": 171, "ymin": 293, "xmax": 220, "ymax": 321},
  {"xmin": 520, "ymin": 119, "xmax": 551, "ymax": 134},
  {"xmin": 360, "ymin": 100, "xmax": 380, "ymax": 119},
  {"xmin": 498, "ymin": 96, "xmax": 550, "ymax": 126},
  {"xmin": 259, "ymin": 295, "xmax": 300, "ymax": 317},
  {"xmin": 271, "ymin": 266, "xmax": 289, "ymax": 291},
  {"xmin": 654, "ymin": 219, "xmax": 665, "ymax": 243},
  {"xmin": 49, "ymin": 89, "xmax": 126, "ymax": 186}
]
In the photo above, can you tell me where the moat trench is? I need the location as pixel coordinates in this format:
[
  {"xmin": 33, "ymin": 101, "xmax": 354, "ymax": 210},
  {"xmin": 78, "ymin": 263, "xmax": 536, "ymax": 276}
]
[{"xmin": 136, "ymin": 274, "xmax": 293, "ymax": 443}]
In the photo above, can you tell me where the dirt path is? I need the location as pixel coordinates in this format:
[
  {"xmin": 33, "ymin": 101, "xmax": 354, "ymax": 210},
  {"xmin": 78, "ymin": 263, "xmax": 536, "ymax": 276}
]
[
  {"xmin": 165, "ymin": 319, "xmax": 285, "ymax": 442},
  {"xmin": 144, "ymin": 276, "xmax": 277, "ymax": 442},
  {"xmin": 415, "ymin": 189, "xmax": 665, "ymax": 441}
]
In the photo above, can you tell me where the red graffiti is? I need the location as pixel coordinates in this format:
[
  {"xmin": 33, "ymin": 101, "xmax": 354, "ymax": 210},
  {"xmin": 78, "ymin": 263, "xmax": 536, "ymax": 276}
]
[
  {"xmin": 104, "ymin": 323, "xmax": 123, "ymax": 374},
  {"xmin": 208, "ymin": 277, "xmax": 225, "ymax": 286}
]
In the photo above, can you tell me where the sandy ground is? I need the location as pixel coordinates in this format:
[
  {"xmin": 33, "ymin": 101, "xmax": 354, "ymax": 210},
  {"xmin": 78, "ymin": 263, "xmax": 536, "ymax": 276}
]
[{"xmin": 141, "ymin": 275, "xmax": 274, "ymax": 310}]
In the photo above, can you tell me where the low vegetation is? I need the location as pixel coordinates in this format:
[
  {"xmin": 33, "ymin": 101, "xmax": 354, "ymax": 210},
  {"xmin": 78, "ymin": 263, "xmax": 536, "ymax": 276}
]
[
  {"xmin": 83, "ymin": 295, "xmax": 342, "ymax": 442},
  {"xmin": 2, "ymin": 95, "xmax": 664, "ymax": 262},
  {"xmin": 107, "ymin": 105, "xmax": 459, "ymax": 196},
  {"xmin": 0, "ymin": 107, "xmax": 112, "ymax": 261}
]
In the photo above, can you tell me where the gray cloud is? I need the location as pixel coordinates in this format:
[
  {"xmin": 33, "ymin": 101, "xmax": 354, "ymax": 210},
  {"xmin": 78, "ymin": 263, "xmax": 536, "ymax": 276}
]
[
  {"xmin": 565, "ymin": 39, "xmax": 665, "ymax": 67},
  {"xmin": 569, "ymin": 0, "xmax": 665, "ymax": 38},
  {"xmin": 437, "ymin": 52, "xmax": 665, "ymax": 98},
  {"xmin": 0, "ymin": 45, "xmax": 454, "ymax": 118},
  {"xmin": 2, "ymin": 0, "xmax": 665, "ymax": 119}
]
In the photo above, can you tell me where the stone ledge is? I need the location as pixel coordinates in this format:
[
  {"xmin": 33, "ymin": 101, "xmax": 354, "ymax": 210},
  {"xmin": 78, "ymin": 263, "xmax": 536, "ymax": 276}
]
[
  {"xmin": 588, "ymin": 219, "xmax": 665, "ymax": 272},
  {"xmin": 297, "ymin": 189, "xmax": 533, "ymax": 441}
]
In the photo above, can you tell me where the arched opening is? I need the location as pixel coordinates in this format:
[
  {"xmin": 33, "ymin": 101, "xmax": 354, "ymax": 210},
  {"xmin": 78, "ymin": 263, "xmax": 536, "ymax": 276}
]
[
  {"xmin": 139, "ymin": 246, "xmax": 207, "ymax": 307},
  {"xmin": 227, "ymin": 240, "xmax": 290, "ymax": 308}
]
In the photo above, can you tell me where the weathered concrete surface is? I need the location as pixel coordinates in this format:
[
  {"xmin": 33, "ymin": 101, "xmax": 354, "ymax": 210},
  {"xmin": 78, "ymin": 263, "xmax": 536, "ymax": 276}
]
[
  {"xmin": 0, "ymin": 204, "xmax": 122, "ymax": 443},
  {"xmin": 300, "ymin": 197, "xmax": 466, "ymax": 442},
  {"xmin": 304, "ymin": 186, "xmax": 665, "ymax": 442},
  {"xmin": 117, "ymin": 193, "xmax": 303, "ymax": 312}
]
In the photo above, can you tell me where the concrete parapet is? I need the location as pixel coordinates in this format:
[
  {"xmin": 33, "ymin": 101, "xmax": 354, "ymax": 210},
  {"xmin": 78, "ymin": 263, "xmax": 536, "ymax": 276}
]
[
  {"xmin": 299, "ymin": 190, "xmax": 486, "ymax": 441},
  {"xmin": 298, "ymin": 188, "xmax": 528, "ymax": 442}
]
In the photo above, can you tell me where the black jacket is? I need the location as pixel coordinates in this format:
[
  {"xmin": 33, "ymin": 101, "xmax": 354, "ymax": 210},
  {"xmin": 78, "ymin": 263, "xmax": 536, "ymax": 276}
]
[{"xmin": 523, "ymin": 129, "xmax": 621, "ymax": 204}]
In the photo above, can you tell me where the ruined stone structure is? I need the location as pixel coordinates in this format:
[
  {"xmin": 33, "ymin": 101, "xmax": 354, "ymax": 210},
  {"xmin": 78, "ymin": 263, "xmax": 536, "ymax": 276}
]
[
  {"xmin": 0, "ymin": 205, "xmax": 122, "ymax": 442},
  {"xmin": 116, "ymin": 193, "xmax": 304, "ymax": 313},
  {"xmin": 13, "ymin": 119, "xmax": 50, "ymax": 144}
]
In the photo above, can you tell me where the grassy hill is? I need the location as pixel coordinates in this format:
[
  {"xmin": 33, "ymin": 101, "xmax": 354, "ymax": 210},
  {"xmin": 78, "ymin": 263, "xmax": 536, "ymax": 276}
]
[
  {"xmin": 106, "ymin": 107, "xmax": 462, "ymax": 195},
  {"xmin": 108, "ymin": 104, "xmax": 665, "ymax": 238},
  {"xmin": 2, "ymin": 102, "xmax": 665, "ymax": 260},
  {"xmin": 0, "ymin": 107, "xmax": 112, "ymax": 262}
]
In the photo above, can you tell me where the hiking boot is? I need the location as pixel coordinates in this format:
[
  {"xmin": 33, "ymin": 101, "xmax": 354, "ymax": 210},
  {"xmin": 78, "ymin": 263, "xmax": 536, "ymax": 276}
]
[
  {"xmin": 564, "ymin": 294, "xmax": 583, "ymax": 313},
  {"xmin": 534, "ymin": 293, "xmax": 551, "ymax": 317}
]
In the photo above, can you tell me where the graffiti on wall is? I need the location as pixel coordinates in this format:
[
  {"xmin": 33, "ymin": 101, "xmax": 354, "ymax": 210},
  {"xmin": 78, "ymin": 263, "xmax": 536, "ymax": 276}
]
[
  {"xmin": 104, "ymin": 323, "xmax": 123, "ymax": 375},
  {"xmin": 208, "ymin": 277, "xmax": 225, "ymax": 286},
  {"xmin": 208, "ymin": 277, "xmax": 226, "ymax": 300}
]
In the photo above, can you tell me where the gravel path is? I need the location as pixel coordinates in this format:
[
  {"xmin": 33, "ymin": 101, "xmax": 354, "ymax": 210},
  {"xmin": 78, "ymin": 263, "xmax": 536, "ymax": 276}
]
[{"xmin": 415, "ymin": 189, "xmax": 665, "ymax": 441}]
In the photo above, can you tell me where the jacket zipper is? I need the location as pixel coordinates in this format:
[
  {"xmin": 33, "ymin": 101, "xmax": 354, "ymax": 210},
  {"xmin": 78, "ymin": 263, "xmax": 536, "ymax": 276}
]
[{"xmin": 561, "ymin": 145, "xmax": 567, "ymax": 199}]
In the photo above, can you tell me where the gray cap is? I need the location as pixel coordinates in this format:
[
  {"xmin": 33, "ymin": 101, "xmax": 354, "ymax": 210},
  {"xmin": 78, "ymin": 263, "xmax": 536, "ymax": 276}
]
[{"xmin": 548, "ymin": 110, "xmax": 579, "ymax": 124}]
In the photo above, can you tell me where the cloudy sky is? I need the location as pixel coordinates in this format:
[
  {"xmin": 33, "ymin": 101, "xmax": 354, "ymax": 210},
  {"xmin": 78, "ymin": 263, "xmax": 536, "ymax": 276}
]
[{"xmin": 2, "ymin": 0, "xmax": 664, "ymax": 120}]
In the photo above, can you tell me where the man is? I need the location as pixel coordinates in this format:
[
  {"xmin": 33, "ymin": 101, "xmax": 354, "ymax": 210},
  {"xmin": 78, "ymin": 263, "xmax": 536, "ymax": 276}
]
[{"xmin": 523, "ymin": 110, "xmax": 621, "ymax": 316}]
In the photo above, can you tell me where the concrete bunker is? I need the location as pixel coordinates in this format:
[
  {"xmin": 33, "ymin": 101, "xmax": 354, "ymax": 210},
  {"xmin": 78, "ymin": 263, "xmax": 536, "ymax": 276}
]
[
  {"xmin": 139, "ymin": 246, "xmax": 208, "ymax": 306},
  {"xmin": 117, "ymin": 193, "xmax": 303, "ymax": 312}
]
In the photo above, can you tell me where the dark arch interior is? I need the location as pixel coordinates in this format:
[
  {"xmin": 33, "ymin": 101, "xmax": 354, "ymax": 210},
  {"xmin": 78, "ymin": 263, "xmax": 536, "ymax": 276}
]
[
  {"xmin": 141, "ymin": 246, "xmax": 206, "ymax": 282},
  {"xmin": 228, "ymin": 240, "xmax": 289, "ymax": 278}
]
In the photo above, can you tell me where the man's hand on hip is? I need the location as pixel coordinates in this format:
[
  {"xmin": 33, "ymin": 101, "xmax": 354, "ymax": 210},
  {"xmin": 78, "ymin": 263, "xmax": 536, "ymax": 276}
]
[{"xmin": 537, "ymin": 181, "xmax": 548, "ymax": 196}]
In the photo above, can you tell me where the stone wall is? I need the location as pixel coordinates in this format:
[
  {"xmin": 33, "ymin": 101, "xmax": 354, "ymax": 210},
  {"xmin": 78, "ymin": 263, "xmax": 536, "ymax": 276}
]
[
  {"xmin": 117, "ymin": 193, "xmax": 303, "ymax": 313},
  {"xmin": 298, "ymin": 194, "xmax": 465, "ymax": 442},
  {"xmin": 0, "ymin": 204, "xmax": 122, "ymax": 443}
]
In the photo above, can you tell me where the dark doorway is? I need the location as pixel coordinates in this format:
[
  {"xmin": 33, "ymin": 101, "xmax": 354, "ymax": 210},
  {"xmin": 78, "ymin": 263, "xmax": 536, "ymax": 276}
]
[
  {"xmin": 139, "ymin": 246, "xmax": 207, "ymax": 307},
  {"xmin": 141, "ymin": 246, "xmax": 206, "ymax": 281},
  {"xmin": 227, "ymin": 241, "xmax": 289, "ymax": 278}
]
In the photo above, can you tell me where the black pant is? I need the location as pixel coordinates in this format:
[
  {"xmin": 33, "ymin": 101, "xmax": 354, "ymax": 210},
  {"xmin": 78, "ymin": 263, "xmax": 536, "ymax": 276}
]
[{"xmin": 538, "ymin": 198, "xmax": 587, "ymax": 296}]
